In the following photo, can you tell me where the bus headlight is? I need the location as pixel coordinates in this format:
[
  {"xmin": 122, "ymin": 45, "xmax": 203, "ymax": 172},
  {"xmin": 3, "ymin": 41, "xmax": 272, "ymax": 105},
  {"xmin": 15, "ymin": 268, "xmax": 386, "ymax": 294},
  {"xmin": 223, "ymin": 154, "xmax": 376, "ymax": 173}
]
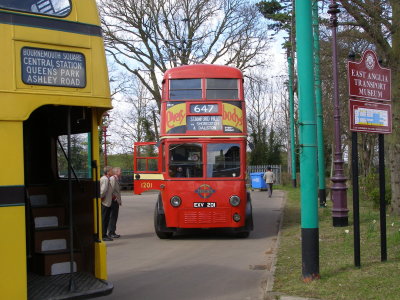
[
  {"xmin": 229, "ymin": 195, "xmax": 241, "ymax": 207},
  {"xmin": 170, "ymin": 196, "xmax": 182, "ymax": 207},
  {"xmin": 233, "ymin": 213, "xmax": 241, "ymax": 222}
]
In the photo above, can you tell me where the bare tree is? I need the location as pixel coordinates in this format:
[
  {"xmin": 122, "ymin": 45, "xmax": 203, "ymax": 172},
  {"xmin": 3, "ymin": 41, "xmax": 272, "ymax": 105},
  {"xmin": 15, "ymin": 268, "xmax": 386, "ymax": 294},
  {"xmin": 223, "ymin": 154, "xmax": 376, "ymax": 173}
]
[
  {"xmin": 108, "ymin": 74, "xmax": 159, "ymax": 153},
  {"xmin": 245, "ymin": 68, "xmax": 286, "ymax": 165},
  {"xmin": 246, "ymin": 72, "xmax": 272, "ymax": 138},
  {"xmin": 274, "ymin": 73, "xmax": 294, "ymax": 173},
  {"xmin": 99, "ymin": 0, "xmax": 270, "ymax": 110}
]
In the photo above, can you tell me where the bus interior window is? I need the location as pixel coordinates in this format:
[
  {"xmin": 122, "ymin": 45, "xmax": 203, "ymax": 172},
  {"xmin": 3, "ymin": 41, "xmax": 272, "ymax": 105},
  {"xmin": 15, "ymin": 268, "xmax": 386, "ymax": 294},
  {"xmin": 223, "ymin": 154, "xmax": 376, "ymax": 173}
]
[
  {"xmin": 57, "ymin": 133, "xmax": 91, "ymax": 179},
  {"xmin": 147, "ymin": 159, "xmax": 158, "ymax": 171},
  {"xmin": 170, "ymin": 79, "xmax": 202, "ymax": 100},
  {"xmin": 0, "ymin": 0, "xmax": 34, "ymax": 11},
  {"xmin": 169, "ymin": 144, "xmax": 202, "ymax": 178},
  {"xmin": 0, "ymin": 0, "xmax": 71, "ymax": 15},
  {"xmin": 206, "ymin": 78, "xmax": 238, "ymax": 100},
  {"xmin": 207, "ymin": 143, "xmax": 240, "ymax": 178},
  {"xmin": 175, "ymin": 166, "xmax": 185, "ymax": 178},
  {"xmin": 31, "ymin": 0, "xmax": 71, "ymax": 15},
  {"xmin": 137, "ymin": 159, "xmax": 146, "ymax": 172}
]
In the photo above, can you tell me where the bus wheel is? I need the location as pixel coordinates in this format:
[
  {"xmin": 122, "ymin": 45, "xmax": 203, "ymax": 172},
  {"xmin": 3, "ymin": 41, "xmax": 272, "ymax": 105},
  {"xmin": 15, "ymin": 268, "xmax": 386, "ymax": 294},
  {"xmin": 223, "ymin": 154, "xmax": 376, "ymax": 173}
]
[
  {"xmin": 246, "ymin": 192, "xmax": 254, "ymax": 231},
  {"xmin": 154, "ymin": 201, "xmax": 173, "ymax": 239}
]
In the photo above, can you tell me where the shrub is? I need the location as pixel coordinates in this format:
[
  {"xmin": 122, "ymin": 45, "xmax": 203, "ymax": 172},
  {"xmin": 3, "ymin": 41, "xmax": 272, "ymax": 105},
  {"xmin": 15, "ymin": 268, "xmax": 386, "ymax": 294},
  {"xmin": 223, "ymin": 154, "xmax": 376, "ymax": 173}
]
[{"xmin": 359, "ymin": 171, "xmax": 391, "ymax": 208}]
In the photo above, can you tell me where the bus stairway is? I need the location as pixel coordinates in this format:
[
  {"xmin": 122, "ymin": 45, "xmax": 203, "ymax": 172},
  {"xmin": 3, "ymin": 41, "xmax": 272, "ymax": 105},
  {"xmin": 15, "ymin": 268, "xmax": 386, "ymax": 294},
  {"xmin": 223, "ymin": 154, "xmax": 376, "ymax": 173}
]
[{"xmin": 28, "ymin": 191, "xmax": 82, "ymax": 276}]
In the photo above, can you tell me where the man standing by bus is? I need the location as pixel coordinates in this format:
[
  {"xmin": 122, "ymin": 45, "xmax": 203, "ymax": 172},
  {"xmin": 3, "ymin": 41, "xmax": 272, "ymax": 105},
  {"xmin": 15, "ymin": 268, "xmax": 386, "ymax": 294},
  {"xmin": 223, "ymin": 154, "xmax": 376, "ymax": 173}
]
[
  {"xmin": 263, "ymin": 167, "xmax": 275, "ymax": 198},
  {"xmin": 109, "ymin": 167, "xmax": 122, "ymax": 238},
  {"xmin": 100, "ymin": 166, "xmax": 114, "ymax": 241}
]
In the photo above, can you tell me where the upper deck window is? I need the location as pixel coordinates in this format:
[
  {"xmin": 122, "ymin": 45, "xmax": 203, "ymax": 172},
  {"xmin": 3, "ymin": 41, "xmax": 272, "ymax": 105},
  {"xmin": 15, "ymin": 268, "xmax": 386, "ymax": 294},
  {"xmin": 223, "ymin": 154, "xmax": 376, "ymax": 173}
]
[
  {"xmin": 206, "ymin": 79, "xmax": 238, "ymax": 100},
  {"xmin": 170, "ymin": 79, "xmax": 202, "ymax": 100},
  {"xmin": 0, "ymin": 0, "xmax": 71, "ymax": 17}
]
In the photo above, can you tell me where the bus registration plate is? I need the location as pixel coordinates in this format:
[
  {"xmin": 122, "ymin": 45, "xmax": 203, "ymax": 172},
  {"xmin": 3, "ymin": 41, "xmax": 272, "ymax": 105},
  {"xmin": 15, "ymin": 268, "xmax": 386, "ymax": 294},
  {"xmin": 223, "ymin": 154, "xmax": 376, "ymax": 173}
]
[{"xmin": 193, "ymin": 202, "xmax": 216, "ymax": 208}]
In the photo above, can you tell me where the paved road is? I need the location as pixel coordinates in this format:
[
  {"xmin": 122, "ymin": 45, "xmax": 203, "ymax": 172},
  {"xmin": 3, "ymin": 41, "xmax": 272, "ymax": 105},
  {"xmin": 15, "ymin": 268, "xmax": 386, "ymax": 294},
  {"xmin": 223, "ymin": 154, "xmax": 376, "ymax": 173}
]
[{"xmin": 99, "ymin": 189, "xmax": 285, "ymax": 300}]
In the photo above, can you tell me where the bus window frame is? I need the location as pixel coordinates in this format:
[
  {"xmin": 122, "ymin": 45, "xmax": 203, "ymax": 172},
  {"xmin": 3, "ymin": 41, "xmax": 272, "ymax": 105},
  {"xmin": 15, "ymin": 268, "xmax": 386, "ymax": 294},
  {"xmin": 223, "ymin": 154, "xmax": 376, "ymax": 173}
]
[
  {"xmin": 205, "ymin": 78, "xmax": 239, "ymax": 100},
  {"xmin": 169, "ymin": 78, "xmax": 202, "ymax": 100},
  {"xmin": 56, "ymin": 132, "xmax": 92, "ymax": 180},
  {"xmin": 166, "ymin": 78, "xmax": 243, "ymax": 101},
  {"xmin": 167, "ymin": 142, "xmax": 203, "ymax": 179},
  {"xmin": 0, "ymin": 0, "xmax": 72, "ymax": 18},
  {"xmin": 165, "ymin": 140, "xmax": 244, "ymax": 180},
  {"xmin": 162, "ymin": 143, "xmax": 166, "ymax": 173},
  {"xmin": 206, "ymin": 142, "xmax": 241, "ymax": 178},
  {"xmin": 134, "ymin": 142, "xmax": 160, "ymax": 173}
]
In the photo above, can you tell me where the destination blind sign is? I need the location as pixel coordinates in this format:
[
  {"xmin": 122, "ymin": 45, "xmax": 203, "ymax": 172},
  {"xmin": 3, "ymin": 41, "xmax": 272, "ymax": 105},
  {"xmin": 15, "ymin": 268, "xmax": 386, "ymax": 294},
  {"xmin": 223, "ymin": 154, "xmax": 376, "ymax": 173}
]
[
  {"xmin": 187, "ymin": 115, "xmax": 222, "ymax": 131},
  {"xmin": 190, "ymin": 104, "xmax": 219, "ymax": 114},
  {"xmin": 21, "ymin": 47, "xmax": 86, "ymax": 88}
]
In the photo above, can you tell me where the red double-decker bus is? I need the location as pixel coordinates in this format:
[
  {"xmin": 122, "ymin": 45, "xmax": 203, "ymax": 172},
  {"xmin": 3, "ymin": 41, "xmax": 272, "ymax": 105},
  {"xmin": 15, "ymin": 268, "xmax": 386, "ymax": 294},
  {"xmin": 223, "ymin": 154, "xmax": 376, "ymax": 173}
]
[{"xmin": 133, "ymin": 64, "xmax": 253, "ymax": 238}]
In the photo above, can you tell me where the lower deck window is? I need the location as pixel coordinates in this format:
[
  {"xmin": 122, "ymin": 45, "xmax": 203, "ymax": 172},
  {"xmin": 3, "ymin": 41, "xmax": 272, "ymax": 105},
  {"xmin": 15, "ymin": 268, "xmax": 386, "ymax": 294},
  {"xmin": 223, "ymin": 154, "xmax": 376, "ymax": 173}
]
[
  {"xmin": 168, "ymin": 142, "xmax": 241, "ymax": 178},
  {"xmin": 207, "ymin": 143, "xmax": 240, "ymax": 178},
  {"xmin": 169, "ymin": 144, "xmax": 203, "ymax": 178}
]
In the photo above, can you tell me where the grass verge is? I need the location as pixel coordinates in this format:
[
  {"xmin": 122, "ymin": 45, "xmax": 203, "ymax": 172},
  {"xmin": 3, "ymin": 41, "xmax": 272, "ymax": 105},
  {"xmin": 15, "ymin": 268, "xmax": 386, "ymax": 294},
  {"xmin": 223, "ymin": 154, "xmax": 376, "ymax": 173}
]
[{"xmin": 272, "ymin": 185, "xmax": 400, "ymax": 300}]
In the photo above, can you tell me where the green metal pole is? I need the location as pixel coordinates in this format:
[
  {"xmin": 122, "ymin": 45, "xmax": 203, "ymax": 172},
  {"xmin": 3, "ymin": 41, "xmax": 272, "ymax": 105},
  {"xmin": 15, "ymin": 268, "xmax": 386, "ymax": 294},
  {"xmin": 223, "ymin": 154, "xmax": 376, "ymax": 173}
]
[
  {"xmin": 288, "ymin": 56, "xmax": 297, "ymax": 188},
  {"xmin": 312, "ymin": 0, "xmax": 326, "ymax": 207},
  {"xmin": 295, "ymin": 0, "xmax": 320, "ymax": 281}
]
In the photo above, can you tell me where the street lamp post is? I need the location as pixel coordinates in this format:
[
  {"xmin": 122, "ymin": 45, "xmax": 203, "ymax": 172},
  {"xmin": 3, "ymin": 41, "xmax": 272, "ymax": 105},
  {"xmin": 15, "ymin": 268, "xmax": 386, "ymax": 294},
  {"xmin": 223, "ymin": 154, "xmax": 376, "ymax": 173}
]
[{"xmin": 328, "ymin": 1, "xmax": 349, "ymax": 227}]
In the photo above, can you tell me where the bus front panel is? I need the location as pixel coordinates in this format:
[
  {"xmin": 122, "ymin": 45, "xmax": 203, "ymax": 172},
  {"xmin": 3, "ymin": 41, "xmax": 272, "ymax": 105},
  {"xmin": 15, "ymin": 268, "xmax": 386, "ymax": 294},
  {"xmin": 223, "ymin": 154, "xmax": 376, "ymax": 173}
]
[{"xmin": 162, "ymin": 179, "xmax": 247, "ymax": 229}]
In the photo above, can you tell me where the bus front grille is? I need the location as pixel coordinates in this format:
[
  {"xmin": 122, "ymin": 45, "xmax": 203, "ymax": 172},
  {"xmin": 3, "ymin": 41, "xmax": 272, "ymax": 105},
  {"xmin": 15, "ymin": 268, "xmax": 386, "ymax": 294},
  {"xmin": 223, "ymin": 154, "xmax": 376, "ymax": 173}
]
[{"xmin": 182, "ymin": 209, "xmax": 228, "ymax": 225}]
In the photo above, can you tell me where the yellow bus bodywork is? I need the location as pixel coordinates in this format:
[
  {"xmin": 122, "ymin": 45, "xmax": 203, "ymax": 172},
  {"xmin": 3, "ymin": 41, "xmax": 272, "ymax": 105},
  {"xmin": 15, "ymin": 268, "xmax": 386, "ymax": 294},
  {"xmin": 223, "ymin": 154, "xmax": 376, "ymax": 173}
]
[
  {"xmin": 0, "ymin": 121, "xmax": 26, "ymax": 299},
  {"xmin": 0, "ymin": 0, "xmax": 112, "ymax": 298},
  {"xmin": 0, "ymin": 0, "xmax": 111, "ymax": 121}
]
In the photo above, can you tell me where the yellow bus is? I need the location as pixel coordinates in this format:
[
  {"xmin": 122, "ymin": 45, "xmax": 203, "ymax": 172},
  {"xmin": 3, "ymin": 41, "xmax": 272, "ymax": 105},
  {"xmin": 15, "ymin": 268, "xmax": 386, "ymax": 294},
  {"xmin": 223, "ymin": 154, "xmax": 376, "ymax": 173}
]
[{"xmin": 0, "ymin": 1, "xmax": 113, "ymax": 299}]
